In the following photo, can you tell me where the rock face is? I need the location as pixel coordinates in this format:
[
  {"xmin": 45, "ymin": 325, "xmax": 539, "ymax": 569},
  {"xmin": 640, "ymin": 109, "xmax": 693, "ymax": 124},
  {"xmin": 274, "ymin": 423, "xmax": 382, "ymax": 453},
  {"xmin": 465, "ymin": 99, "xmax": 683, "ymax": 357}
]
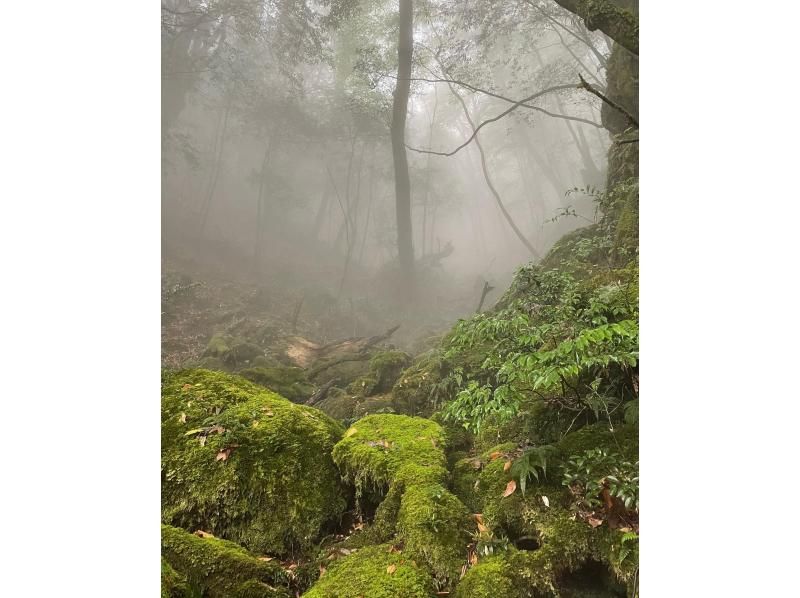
[{"xmin": 161, "ymin": 369, "xmax": 347, "ymax": 556}]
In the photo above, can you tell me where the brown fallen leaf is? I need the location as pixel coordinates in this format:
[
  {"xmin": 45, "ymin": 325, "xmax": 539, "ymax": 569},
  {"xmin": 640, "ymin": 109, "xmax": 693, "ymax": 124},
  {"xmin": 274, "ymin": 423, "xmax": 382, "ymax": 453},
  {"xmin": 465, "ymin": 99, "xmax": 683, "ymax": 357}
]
[
  {"xmin": 503, "ymin": 460, "xmax": 512, "ymax": 472},
  {"xmin": 477, "ymin": 522, "xmax": 489, "ymax": 534},
  {"xmin": 207, "ymin": 425, "xmax": 226, "ymax": 435},
  {"xmin": 470, "ymin": 460, "xmax": 482, "ymax": 470},
  {"xmin": 194, "ymin": 530, "xmax": 214, "ymax": 538},
  {"xmin": 473, "ymin": 513, "xmax": 484, "ymax": 524},
  {"xmin": 489, "ymin": 451, "xmax": 502, "ymax": 461},
  {"xmin": 216, "ymin": 445, "xmax": 238, "ymax": 462},
  {"xmin": 587, "ymin": 516, "xmax": 603, "ymax": 528},
  {"xmin": 502, "ymin": 480, "xmax": 517, "ymax": 498},
  {"xmin": 181, "ymin": 384, "xmax": 193, "ymax": 391},
  {"xmin": 469, "ymin": 551, "xmax": 478, "ymax": 566},
  {"xmin": 386, "ymin": 564, "xmax": 397, "ymax": 574},
  {"xmin": 258, "ymin": 556, "xmax": 274, "ymax": 562}
]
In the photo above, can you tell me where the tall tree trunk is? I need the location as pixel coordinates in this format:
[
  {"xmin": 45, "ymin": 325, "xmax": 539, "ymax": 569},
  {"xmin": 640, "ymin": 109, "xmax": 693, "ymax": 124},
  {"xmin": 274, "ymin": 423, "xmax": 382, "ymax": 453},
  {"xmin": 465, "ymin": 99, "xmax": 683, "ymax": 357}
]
[
  {"xmin": 390, "ymin": 0, "xmax": 415, "ymax": 298},
  {"xmin": 421, "ymin": 87, "xmax": 438, "ymax": 256},
  {"xmin": 253, "ymin": 137, "xmax": 274, "ymax": 268},
  {"xmin": 199, "ymin": 100, "xmax": 231, "ymax": 235}
]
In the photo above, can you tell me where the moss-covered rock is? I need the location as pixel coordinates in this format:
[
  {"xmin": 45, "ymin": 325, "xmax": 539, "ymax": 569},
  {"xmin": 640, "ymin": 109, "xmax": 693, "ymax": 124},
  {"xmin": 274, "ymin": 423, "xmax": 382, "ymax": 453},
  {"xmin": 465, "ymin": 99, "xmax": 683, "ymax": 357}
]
[
  {"xmin": 161, "ymin": 557, "xmax": 190, "ymax": 598},
  {"xmin": 396, "ymin": 481, "xmax": 472, "ymax": 586},
  {"xmin": 161, "ymin": 525, "xmax": 291, "ymax": 598},
  {"xmin": 453, "ymin": 555, "xmax": 517, "ymax": 598},
  {"xmin": 302, "ymin": 544, "xmax": 435, "ymax": 598},
  {"xmin": 204, "ymin": 333, "xmax": 265, "ymax": 367},
  {"xmin": 332, "ymin": 414, "xmax": 447, "ymax": 495},
  {"xmin": 162, "ymin": 369, "xmax": 347, "ymax": 556},
  {"xmin": 239, "ymin": 365, "xmax": 316, "ymax": 403},
  {"xmin": 368, "ymin": 350, "xmax": 412, "ymax": 394}
]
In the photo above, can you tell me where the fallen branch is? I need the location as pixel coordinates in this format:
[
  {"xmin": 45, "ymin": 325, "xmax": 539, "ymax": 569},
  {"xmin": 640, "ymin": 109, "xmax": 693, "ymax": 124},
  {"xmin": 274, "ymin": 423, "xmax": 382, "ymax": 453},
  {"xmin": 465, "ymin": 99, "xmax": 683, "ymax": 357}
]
[
  {"xmin": 476, "ymin": 281, "xmax": 495, "ymax": 313},
  {"xmin": 306, "ymin": 379, "xmax": 338, "ymax": 406}
]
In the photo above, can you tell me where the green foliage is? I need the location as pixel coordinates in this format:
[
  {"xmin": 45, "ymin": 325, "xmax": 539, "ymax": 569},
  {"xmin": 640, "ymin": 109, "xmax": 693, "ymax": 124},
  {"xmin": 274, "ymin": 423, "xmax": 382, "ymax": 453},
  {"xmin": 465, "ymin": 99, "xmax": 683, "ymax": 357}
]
[
  {"xmin": 161, "ymin": 369, "xmax": 347, "ymax": 556},
  {"xmin": 510, "ymin": 445, "xmax": 556, "ymax": 495},
  {"xmin": 562, "ymin": 448, "xmax": 640, "ymax": 511}
]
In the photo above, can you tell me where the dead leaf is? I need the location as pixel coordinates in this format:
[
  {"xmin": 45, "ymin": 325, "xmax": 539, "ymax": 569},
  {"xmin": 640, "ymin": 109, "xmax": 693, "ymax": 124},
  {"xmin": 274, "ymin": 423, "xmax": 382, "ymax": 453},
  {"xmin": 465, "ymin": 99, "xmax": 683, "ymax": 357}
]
[
  {"xmin": 587, "ymin": 516, "xmax": 603, "ymax": 528},
  {"xmin": 386, "ymin": 564, "xmax": 397, "ymax": 575},
  {"xmin": 477, "ymin": 522, "xmax": 489, "ymax": 534},
  {"xmin": 618, "ymin": 526, "xmax": 632, "ymax": 533},
  {"xmin": 541, "ymin": 495, "xmax": 550, "ymax": 507},
  {"xmin": 319, "ymin": 566, "xmax": 326, "ymax": 577},
  {"xmin": 473, "ymin": 513, "xmax": 484, "ymax": 524},
  {"xmin": 490, "ymin": 451, "xmax": 502, "ymax": 461},
  {"xmin": 502, "ymin": 480, "xmax": 517, "ymax": 498},
  {"xmin": 503, "ymin": 460, "xmax": 512, "ymax": 472},
  {"xmin": 194, "ymin": 530, "xmax": 214, "ymax": 538},
  {"xmin": 387, "ymin": 545, "xmax": 401, "ymax": 554},
  {"xmin": 181, "ymin": 384, "xmax": 193, "ymax": 391},
  {"xmin": 207, "ymin": 425, "xmax": 226, "ymax": 435},
  {"xmin": 345, "ymin": 427, "xmax": 357, "ymax": 438},
  {"xmin": 469, "ymin": 551, "xmax": 478, "ymax": 565},
  {"xmin": 179, "ymin": 412, "xmax": 187, "ymax": 423},
  {"xmin": 216, "ymin": 445, "xmax": 238, "ymax": 462},
  {"xmin": 258, "ymin": 556, "xmax": 274, "ymax": 562}
]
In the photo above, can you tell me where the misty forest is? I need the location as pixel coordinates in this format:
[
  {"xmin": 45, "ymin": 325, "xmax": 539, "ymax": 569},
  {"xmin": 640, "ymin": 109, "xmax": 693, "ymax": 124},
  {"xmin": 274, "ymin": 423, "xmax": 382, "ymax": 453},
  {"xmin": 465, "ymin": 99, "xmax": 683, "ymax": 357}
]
[{"xmin": 161, "ymin": 0, "xmax": 639, "ymax": 596}]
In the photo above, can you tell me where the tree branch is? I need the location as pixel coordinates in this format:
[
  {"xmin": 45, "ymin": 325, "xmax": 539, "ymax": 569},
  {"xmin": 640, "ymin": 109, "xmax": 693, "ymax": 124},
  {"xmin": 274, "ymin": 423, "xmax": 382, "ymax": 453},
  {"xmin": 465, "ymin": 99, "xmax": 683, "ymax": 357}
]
[
  {"xmin": 399, "ymin": 75, "xmax": 602, "ymax": 128},
  {"xmin": 551, "ymin": 0, "xmax": 638, "ymax": 56},
  {"xmin": 405, "ymin": 84, "xmax": 575, "ymax": 157},
  {"xmin": 578, "ymin": 73, "xmax": 638, "ymax": 129}
]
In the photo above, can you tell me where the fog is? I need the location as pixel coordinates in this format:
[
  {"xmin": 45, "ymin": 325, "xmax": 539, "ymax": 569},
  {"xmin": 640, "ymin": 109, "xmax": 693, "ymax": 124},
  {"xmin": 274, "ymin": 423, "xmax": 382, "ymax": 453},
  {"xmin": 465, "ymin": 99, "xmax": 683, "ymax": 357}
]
[{"xmin": 162, "ymin": 0, "xmax": 611, "ymax": 350}]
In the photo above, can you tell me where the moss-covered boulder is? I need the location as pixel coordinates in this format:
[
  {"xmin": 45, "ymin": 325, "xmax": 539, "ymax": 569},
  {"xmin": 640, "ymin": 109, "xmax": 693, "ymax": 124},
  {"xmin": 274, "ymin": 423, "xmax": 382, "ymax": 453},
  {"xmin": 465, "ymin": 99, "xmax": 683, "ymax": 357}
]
[
  {"xmin": 332, "ymin": 414, "xmax": 470, "ymax": 588},
  {"xmin": 239, "ymin": 365, "xmax": 316, "ymax": 402},
  {"xmin": 204, "ymin": 333, "xmax": 265, "ymax": 367},
  {"xmin": 162, "ymin": 369, "xmax": 347, "ymax": 556},
  {"xmin": 332, "ymin": 414, "xmax": 447, "ymax": 495},
  {"xmin": 161, "ymin": 525, "xmax": 291, "ymax": 598},
  {"xmin": 368, "ymin": 350, "xmax": 412, "ymax": 393},
  {"xmin": 161, "ymin": 557, "xmax": 190, "ymax": 598},
  {"xmin": 453, "ymin": 555, "xmax": 517, "ymax": 598},
  {"xmin": 302, "ymin": 544, "xmax": 435, "ymax": 598}
]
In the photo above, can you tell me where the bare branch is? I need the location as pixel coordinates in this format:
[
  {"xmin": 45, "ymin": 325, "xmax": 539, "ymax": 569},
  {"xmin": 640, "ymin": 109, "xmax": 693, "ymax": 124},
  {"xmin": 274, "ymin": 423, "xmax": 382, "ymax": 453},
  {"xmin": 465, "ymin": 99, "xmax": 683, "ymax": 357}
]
[
  {"xmin": 577, "ymin": 73, "xmax": 638, "ymax": 128},
  {"xmin": 405, "ymin": 84, "xmax": 575, "ymax": 157}
]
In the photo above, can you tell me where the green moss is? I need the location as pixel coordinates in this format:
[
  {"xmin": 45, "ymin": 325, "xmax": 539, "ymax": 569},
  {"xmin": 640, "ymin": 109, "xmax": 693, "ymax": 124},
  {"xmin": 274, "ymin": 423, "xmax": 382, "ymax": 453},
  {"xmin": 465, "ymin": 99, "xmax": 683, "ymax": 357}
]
[
  {"xmin": 162, "ymin": 369, "xmax": 347, "ymax": 556},
  {"xmin": 453, "ymin": 555, "xmax": 517, "ymax": 598},
  {"xmin": 161, "ymin": 557, "xmax": 190, "ymax": 598},
  {"xmin": 451, "ymin": 456, "xmax": 482, "ymax": 513},
  {"xmin": 396, "ymin": 482, "xmax": 471, "ymax": 586},
  {"xmin": 161, "ymin": 525, "xmax": 291, "ymax": 598},
  {"xmin": 239, "ymin": 365, "xmax": 316, "ymax": 403},
  {"xmin": 302, "ymin": 544, "xmax": 434, "ymax": 598},
  {"xmin": 204, "ymin": 334, "xmax": 265, "ymax": 367},
  {"xmin": 556, "ymin": 423, "xmax": 638, "ymax": 463},
  {"xmin": 332, "ymin": 414, "xmax": 447, "ymax": 495},
  {"xmin": 368, "ymin": 350, "xmax": 412, "ymax": 393}
]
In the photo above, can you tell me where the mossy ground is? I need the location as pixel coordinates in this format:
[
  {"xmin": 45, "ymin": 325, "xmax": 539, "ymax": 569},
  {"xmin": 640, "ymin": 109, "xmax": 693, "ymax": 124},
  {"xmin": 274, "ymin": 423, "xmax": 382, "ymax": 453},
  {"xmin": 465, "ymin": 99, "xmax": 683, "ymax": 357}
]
[{"xmin": 162, "ymin": 369, "xmax": 347, "ymax": 556}]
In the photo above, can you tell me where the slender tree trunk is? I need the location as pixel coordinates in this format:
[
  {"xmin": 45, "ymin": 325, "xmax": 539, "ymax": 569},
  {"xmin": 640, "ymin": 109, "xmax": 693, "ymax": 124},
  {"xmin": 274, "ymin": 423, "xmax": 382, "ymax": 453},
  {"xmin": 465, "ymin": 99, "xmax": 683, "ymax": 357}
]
[
  {"xmin": 254, "ymin": 137, "xmax": 274, "ymax": 268},
  {"xmin": 421, "ymin": 87, "xmax": 438, "ymax": 257},
  {"xmin": 199, "ymin": 100, "xmax": 231, "ymax": 235},
  {"xmin": 390, "ymin": 0, "xmax": 415, "ymax": 298}
]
